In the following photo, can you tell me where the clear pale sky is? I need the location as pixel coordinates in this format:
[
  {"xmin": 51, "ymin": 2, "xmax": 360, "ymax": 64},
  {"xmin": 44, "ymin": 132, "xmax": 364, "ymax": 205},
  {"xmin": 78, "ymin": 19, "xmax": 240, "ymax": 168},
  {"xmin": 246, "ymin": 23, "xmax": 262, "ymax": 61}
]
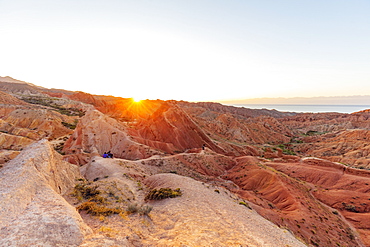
[{"xmin": 1, "ymin": 0, "xmax": 369, "ymax": 102}]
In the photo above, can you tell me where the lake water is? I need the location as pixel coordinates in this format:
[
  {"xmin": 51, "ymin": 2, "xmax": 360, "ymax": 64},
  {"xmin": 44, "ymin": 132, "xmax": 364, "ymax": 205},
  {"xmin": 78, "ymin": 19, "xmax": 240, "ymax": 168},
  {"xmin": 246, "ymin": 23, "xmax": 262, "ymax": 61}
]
[{"xmin": 232, "ymin": 104, "xmax": 370, "ymax": 114}]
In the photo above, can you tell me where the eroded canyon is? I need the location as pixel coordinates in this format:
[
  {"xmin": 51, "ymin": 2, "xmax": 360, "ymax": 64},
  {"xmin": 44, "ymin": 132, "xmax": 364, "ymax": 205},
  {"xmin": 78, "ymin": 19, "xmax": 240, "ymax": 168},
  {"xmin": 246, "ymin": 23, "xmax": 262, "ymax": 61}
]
[{"xmin": 1, "ymin": 76, "xmax": 370, "ymax": 246}]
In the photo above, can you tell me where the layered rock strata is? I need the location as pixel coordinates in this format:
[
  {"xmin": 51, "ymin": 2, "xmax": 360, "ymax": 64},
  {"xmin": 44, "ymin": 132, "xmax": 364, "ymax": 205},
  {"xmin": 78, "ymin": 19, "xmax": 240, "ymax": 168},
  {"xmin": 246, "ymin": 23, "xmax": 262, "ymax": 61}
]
[{"xmin": 0, "ymin": 140, "xmax": 91, "ymax": 246}]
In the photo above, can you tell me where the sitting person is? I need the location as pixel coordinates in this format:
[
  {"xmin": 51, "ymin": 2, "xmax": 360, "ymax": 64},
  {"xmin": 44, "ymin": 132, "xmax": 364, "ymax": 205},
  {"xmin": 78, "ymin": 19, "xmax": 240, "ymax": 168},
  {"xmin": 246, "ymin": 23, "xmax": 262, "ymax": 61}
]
[
  {"xmin": 107, "ymin": 151, "xmax": 113, "ymax": 158},
  {"xmin": 103, "ymin": 152, "xmax": 108, "ymax": 158}
]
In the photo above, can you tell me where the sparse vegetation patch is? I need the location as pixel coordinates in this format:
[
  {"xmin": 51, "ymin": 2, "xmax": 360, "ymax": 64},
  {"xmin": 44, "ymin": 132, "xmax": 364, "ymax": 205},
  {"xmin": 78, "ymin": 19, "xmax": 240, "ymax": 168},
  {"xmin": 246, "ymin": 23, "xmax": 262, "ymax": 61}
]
[
  {"xmin": 342, "ymin": 202, "xmax": 359, "ymax": 213},
  {"xmin": 276, "ymin": 144, "xmax": 296, "ymax": 155},
  {"xmin": 61, "ymin": 120, "xmax": 78, "ymax": 129},
  {"xmin": 73, "ymin": 180, "xmax": 122, "ymax": 216},
  {"xmin": 303, "ymin": 130, "xmax": 327, "ymax": 136},
  {"xmin": 126, "ymin": 203, "xmax": 153, "ymax": 216},
  {"xmin": 73, "ymin": 180, "xmax": 101, "ymax": 201},
  {"xmin": 21, "ymin": 95, "xmax": 85, "ymax": 116},
  {"xmin": 145, "ymin": 188, "xmax": 182, "ymax": 200},
  {"xmin": 239, "ymin": 201, "xmax": 252, "ymax": 209},
  {"xmin": 76, "ymin": 201, "xmax": 122, "ymax": 216},
  {"xmin": 77, "ymin": 201, "xmax": 122, "ymax": 216}
]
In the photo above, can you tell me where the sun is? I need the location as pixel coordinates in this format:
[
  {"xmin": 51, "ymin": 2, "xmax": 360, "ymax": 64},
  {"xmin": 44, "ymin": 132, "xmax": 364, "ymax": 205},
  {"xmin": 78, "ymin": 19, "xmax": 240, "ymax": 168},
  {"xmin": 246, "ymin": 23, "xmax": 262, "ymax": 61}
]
[{"xmin": 132, "ymin": 97, "xmax": 142, "ymax": 103}]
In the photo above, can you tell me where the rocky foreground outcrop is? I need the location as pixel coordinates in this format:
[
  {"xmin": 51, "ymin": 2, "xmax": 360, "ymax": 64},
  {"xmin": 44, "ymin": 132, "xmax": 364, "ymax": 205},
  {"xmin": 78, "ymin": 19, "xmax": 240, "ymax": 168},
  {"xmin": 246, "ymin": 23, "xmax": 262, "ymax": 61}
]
[
  {"xmin": 142, "ymin": 173, "xmax": 306, "ymax": 246},
  {"xmin": 0, "ymin": 140, "xmax": 92, "ymax": 246},
  {"xmin": 77, "ymin": 155, "xmax": 306, "ymax": 247}
]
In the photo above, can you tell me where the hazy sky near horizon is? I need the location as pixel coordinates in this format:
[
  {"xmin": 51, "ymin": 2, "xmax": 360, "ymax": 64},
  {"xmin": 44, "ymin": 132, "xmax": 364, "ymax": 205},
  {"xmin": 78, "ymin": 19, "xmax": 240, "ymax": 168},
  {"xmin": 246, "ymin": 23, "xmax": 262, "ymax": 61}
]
[{"xmin": 1, "ymin": 0, "xmax": 370, "ymax": 102}]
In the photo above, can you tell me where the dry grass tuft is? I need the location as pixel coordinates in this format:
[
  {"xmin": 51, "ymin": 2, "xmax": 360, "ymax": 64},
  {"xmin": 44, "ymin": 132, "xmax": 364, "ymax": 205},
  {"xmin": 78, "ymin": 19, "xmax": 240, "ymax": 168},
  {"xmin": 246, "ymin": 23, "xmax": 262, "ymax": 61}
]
[{"xmin": 76, "ymin": 201, "xmax": 122, "ymax": 216}]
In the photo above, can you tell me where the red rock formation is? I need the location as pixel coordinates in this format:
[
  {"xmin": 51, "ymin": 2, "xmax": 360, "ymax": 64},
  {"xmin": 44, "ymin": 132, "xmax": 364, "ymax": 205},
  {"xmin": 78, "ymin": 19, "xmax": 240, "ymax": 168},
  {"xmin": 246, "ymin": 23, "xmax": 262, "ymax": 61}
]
[
  {"xmin": 129, "ymin": 102, "xmax": 226, "ymax": 153},
  {"xmin": 225, "ymin": 157, "xmax": 364, "ymax": 247},
  {"xmin": 179, "ymin": 101, "xmax": 296, "ymax": 118},
  {"xmin": 5, "ymin": 78, "xmax": 370, "ymax": 246},
  {"xmin": 62, "ymin": 110, "xmax": 160, "ymax": 165},
  {"xmin": 0, "ymin": 93, "xmax": 77, "ymax": 162},
  {"xmin": 268, "ymin": 158, "xmax": 370, "ymax": 246},
  {"xmin": 292, "ymin": 129, "xmax": 370, "ymax": 168},
  {"xmin": 60, "ymin": 93, "xmax": 260, "ymax": 157},
  {"xmin": 0, "ymin": 90, "xmax": 29, "ymax": 105},
  {"xmin": 4, "ymin": 108, "xmax": 74, "ymax": 140},
  {"xmin": 280, "ymin": 112, "xmax": 352, "ymax": 134},
  {"xmin": 180, "ymin": 102, "xmax": 293, "ymax": 145}
]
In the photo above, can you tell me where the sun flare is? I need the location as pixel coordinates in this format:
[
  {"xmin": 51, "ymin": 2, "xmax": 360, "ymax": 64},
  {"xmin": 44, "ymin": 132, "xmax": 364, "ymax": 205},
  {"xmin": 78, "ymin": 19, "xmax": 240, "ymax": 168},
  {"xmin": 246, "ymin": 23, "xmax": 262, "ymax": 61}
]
[{"xmin": 132, "ymin": 97, "xmax": 142, "ymax": 103}]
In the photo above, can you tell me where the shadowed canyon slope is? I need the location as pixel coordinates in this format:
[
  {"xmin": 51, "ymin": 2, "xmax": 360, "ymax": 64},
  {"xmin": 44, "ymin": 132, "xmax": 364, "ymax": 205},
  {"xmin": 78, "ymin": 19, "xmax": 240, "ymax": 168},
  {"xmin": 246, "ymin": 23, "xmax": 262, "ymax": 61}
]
[{"xmin": 2, "ymin": 77, "xmax": 370, "ymax": 246}]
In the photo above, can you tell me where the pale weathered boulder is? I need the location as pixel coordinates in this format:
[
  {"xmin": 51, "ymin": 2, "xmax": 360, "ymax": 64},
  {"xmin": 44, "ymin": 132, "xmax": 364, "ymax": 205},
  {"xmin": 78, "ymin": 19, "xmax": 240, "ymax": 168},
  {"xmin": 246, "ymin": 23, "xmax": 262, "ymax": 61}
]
[
  {"xmin": 0, "ymin": 139, "xmax": 92, "ymax": 247},
  {"xmin": 142, "ymin": 173, "xmax": 307, "ymax": 247}
]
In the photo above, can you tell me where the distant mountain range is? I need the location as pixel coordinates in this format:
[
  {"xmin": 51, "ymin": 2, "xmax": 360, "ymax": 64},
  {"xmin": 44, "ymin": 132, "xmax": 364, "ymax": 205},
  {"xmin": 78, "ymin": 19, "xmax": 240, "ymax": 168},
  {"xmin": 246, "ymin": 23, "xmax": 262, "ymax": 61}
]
[
  {"xmin": 220, "ymin": 95, "xmax": 370, "ymax": 105},
  {"xmin": 0, "ymin": 76, "xmax": 41, "ymax": 86},
  {"xmin": 0, "ymin": 76, "xmax": 75, "ymax": 96}
]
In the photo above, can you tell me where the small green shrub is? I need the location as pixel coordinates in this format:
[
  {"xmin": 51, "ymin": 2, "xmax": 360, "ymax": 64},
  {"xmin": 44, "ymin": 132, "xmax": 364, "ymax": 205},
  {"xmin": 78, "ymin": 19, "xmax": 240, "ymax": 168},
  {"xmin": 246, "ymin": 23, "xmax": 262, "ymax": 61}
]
[
  {"xmin": 145, "ymin": 188, "xmax": 182, "ymax": 200},
  {"xmin": 310, "ymin": 239, "xmax": 319, "ymax": 247},
  {"xmin": 61, "ymin": 120, "xmax": 78, "ymax": 129},
  {"xmin": 343, "ymin": 203, "xmax": 358, "ymax": 213},
  {"xmin": 305, "ymin": 130, "xmax": 318, "ymax": 136},
  {"xmin": 239, "ymin": 201, "xmax": 252, "ymax": 209},
  {"xmin": 276, "ymin": 144, "xmax": 296, "ymax": 155},
  {"xmin": 126, "ymin": 203, "xmax": 139, "ymax": 214},
  {"xmin": 139, "ymin": 205, "xmax": 153, "ymax": 216},
  {"xmin": 126, "ymin": 203, "xmax": 153, "ymax": 216},
  {"xmin": 73, "ymin": 181, "xmax": 101, "ymax": 201}
]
